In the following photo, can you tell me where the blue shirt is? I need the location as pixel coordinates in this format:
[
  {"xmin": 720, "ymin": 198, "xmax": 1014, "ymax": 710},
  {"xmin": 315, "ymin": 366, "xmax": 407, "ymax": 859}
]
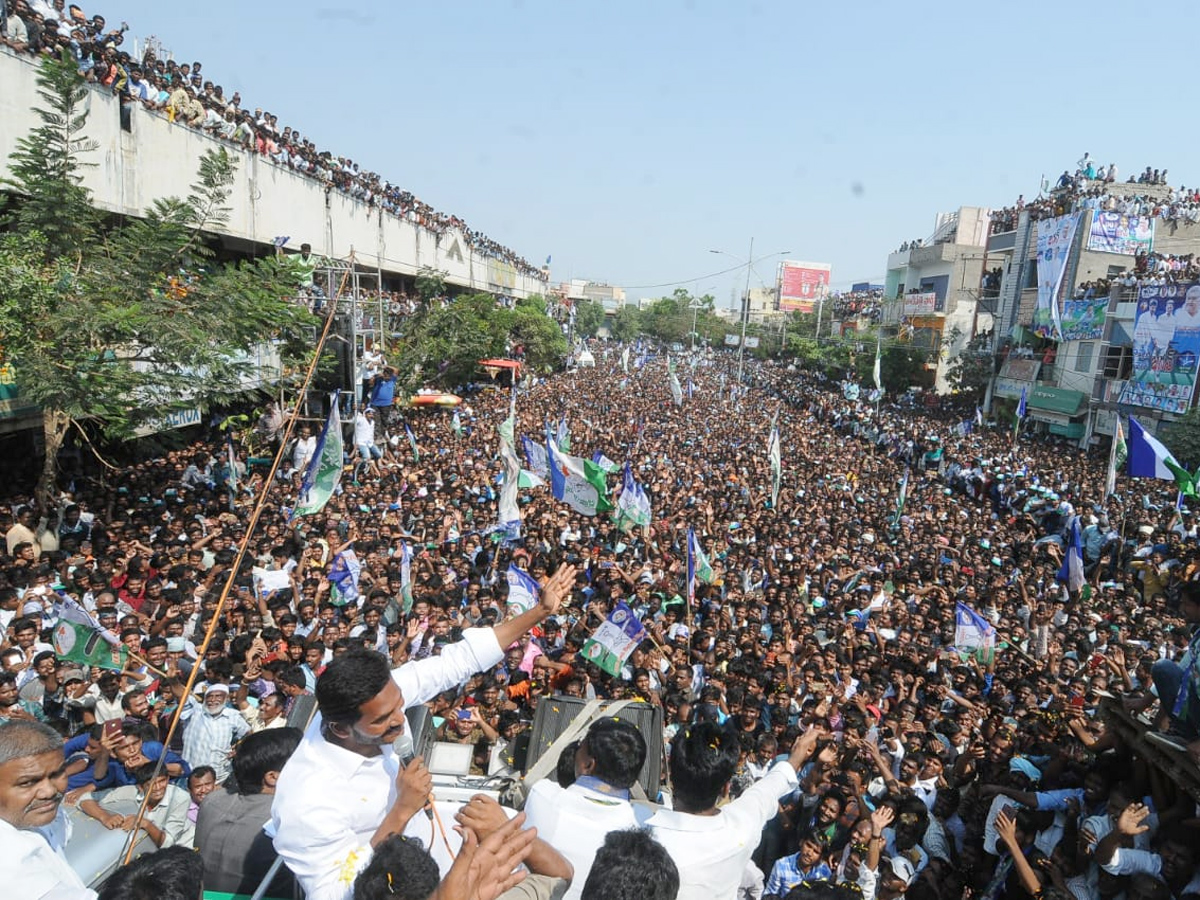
[
  {"xmin": 765, "ymin": 855, "xmax": 833, "ymax": 897},
  {"xmin": 370, "ymin": 376, "xmax": 396, "ymax": 408}
]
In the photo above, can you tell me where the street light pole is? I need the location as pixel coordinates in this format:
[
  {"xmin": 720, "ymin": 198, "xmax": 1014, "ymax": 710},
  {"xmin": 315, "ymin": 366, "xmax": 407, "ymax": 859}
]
[
  {"xmin": 690, "ymin": 300, "xmax": 701, "ymax": 352},
  {"xmin": 738, "ymin": 236, "xmax": 754, "ymax": 383}
]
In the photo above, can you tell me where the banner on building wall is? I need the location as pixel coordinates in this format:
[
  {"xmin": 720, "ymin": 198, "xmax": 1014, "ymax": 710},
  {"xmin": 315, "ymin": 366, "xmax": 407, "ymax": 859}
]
[
  {"xmin": 1033, "ymin": 213, "xmax": 1081, "ymax": 340},
  {"xmin": 1087, "ymin": 210, "xmax": 1154, "ymax": 256},
  {"xmin": 1059, "ymin": 295, "xmax": 1108, "ymax": 342},
  {"xmin": 1119, "ymin": 282, "xmax": 1200, "ymax": 415},
  {"xmin": 779, "ymin": 261, "xmax": 831, "ymax": 313},
  {"xmin": 902, "ymin": 292, "xmax": 938, "ymax": 316}
]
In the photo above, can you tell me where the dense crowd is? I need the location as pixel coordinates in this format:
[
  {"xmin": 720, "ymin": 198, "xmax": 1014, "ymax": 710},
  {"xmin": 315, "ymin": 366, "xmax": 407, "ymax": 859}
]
[
  {"xmin": 829, "ymin": 290, "xmax": 884, "ymax": 322},
  {"xmin": 3, "ymin": 347, "xmax": 1200, "ymax": 900},
  {"xmin": 0, "ymin": 0, "xmax": 547, "ymax": 279}
]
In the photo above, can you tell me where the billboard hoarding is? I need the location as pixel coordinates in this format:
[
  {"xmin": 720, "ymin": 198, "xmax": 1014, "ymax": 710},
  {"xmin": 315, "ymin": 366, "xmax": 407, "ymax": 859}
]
[
  {"xmin": 1087, "ymin": 210, "xmax": 1154, "ymax": 256},
  {"xmin": 779, "ymin": 261, "xmax": 831, "ymax": 313},
  {"xmin": 1119, "ymin": 282, "xmax": 1200, "ymax": 414}
]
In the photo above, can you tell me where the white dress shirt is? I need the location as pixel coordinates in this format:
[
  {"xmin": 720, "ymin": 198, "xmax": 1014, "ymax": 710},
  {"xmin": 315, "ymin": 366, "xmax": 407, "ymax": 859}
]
[
  {"xmin": 523, "ymin": 779, "xmax": 650, "ymax": 900},
  {"xmin": 100, "ymin": 783, "xmax": 194, "ymax": 849},
  {"xmin": 2, "ymin": 804, "xmax": 96, "ymax": 900},
  {"xmin": 647, "ymin": 761, "xmax": 799, "ymax": 900},
  {"xmin": 270, "ymin": 627, "xmax": 503, "ymax": 900}
]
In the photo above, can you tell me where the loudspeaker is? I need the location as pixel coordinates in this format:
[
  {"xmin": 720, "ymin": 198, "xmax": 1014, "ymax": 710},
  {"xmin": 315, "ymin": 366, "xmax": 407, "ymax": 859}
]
[{"xmin": 524, "ymin": 696, "xmax": 663, "ymax": 797}]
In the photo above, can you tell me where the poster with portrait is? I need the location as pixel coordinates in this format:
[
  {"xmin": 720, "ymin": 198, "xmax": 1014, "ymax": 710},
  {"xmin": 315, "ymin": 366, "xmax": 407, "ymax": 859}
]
[
  {"xmin": 1119, "ymin": 282, "xmax": 1200, "ymax": 414},
  {"xmin": 1087, "ymin": 210, "xmax": 1155, "ymax": 256}
]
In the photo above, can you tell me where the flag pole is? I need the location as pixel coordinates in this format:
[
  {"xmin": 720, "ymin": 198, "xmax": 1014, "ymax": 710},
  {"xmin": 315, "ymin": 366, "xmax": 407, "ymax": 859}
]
[{"xmin": 121, "ymin": 255, "xmax": 355, "ymax": 864}]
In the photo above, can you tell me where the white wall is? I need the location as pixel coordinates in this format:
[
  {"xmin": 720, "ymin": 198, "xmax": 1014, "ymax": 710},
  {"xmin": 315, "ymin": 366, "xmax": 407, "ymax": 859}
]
[{"xmin": 0, "ymin": 51, "xmax": 546, "ymax": 297}]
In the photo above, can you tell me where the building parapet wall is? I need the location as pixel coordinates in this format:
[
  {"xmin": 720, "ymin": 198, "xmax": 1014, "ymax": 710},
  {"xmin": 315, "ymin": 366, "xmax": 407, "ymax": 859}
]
[{"xmin": 0, "ymin": 51, "xmax": 546, "ymax": 298}]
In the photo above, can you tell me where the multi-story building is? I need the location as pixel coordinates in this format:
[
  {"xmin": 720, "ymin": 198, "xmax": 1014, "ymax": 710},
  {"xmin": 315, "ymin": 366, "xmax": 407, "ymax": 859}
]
[
  {"xmin": 880, "ymin": 207, "xmax": 992, "ymax": 392},
  {"xmin": 985, "ymin": 180, "xmax": 1200, "ymax": 444}
]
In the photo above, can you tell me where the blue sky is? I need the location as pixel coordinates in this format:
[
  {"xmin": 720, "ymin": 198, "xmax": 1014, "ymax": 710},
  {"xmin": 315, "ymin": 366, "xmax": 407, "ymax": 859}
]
[{"xmin": 98, "ymin": 0, "xmax": 1192, "ymax": 306}]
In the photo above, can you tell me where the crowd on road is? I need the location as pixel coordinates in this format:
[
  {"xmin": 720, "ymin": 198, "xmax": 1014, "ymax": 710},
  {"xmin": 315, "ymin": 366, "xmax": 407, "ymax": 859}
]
[
  {"xmin": 2, "ymin": 346, "xmax": 1200, "ymax": 900},
  {"xmin": 0, "ymin": 0, "xmax": 547, "ymax": 279}
]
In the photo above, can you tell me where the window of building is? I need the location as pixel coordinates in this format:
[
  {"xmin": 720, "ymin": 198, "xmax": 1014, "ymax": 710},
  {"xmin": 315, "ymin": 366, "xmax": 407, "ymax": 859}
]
[
  {"xmin": 1102, "ymin": 345, "xmax": 1132, "ymax": 380},
  {"xmin": 1075, "ymin": 341, "xmax": 1094, "ymax": 373}
]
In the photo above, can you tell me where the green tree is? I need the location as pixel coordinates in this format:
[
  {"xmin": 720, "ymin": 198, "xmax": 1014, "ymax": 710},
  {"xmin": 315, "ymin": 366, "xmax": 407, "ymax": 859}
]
[
  {"xmin": 944, "ymin": 331, "xmax": 995, "ymax": 401},
  {"xmin": 0, "ymin": 55, "xmax": 314, "ymax": 506},
  {"xmin": 415, "ymin": 266, "xmax": 447, "ymax": 303},
  {"xmin": 391, "ymin": 293, "xmax": 503, "ymax": 389},
  {"xmin": 508, "ymin": 302, "xmax": 568, "ymax": 371},
  {"xmin": 1164, "ymin": 407, "xmax": 1200, "ymax": 470},
  {"xmin": 609, "ymin": 305, "xmax": 642, "ymax": 342},
  {"xmin": 573, "ymin": 300, "xmax": 606, "ymax": 338}
]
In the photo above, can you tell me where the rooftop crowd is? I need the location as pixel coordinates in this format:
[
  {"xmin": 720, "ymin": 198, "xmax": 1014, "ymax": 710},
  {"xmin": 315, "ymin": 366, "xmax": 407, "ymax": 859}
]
[
  {"xmin": 3, "ymin": 346, "xmax": 1200, "ymax": 900},
  {"xmin": 828, "ymin": 290, "xmax": 885, "ymax": 322},
  {"xmin": 987, "ymin": 153, "xmax": 1200, "ymax": 236},
  {"xmin": 0, "ymin": 0, "xmax": 548, "ymax": 280}
]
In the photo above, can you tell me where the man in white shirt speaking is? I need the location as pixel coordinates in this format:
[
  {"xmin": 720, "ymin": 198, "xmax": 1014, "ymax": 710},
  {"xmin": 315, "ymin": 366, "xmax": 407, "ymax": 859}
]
[{"xmin": 271, "ymin": 563, "xmax": 577, "ymax": 900}]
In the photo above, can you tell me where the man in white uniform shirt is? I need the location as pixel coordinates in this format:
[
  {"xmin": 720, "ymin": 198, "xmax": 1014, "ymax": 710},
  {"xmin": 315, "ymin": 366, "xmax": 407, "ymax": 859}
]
[
  {"xmin": 522, "ymin": 718, "xmax": 650, "ymax": 900},
  {"xmin": 271, "ymin": 564, "xmax": 576, "ymax": 900},
  {"xmin": 0, "ymin": 719, "xmax": 96, "ymax": 899},
  {"xmin": 647, "ymin": 721, "xmax": 821, "ymax": 900}
]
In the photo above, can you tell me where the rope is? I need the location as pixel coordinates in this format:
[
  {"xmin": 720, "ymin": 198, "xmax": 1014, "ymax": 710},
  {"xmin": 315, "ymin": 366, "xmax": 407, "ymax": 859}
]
[{"xmin": 120, "ymin": 257, "xmax": 355, "ymax": 864}]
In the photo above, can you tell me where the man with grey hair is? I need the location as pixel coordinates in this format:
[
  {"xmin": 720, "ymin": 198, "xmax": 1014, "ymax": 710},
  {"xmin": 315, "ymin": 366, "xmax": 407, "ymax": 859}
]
[{"xmin": 0, "ymin": 719, "xmax": 95, "ymax": 898}]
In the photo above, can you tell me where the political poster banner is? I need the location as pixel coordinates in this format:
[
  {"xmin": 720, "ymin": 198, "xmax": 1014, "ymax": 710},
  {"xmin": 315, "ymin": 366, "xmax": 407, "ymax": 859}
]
[
  {"xmin": 779, "ymin": 261, "xmax": 831, "ymax": 313},
  {"xmin": 1059, "ymin": 294, "xmax": 1108, "ymax": 342},
  {"xmin": 1119, "ymin": 282, "xmax": 1200, "ymax": 414},
  {"xmin": 724, "ymin": 334, "xmax": 741, "ymax": 347},
  {"xmin": 1086, "ymin": 210, "xmax": 1154, "ymax": 256},
  {"xmin": 1032, "ymin": 213, "xmax": 1081, "ymax": 340},
  {"xmin": 581, "ymin": 601, "xmax": 646, "ymax": 677}
]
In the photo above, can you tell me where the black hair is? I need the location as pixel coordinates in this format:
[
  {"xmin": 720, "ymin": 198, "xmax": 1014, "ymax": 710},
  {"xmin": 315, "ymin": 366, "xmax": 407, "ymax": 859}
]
[
  {"xmin": 232, "ymin": 727, "xmax": 302, "ymax": 794},
  {"xmin": 583, "ymin": 718, "xmax": 647, "ymax": 790},
  {"xmin": 668, "ymin": 721, "xmax": 739, "ymax": 812},
  {"xmin": 556, "ymin": 740, "xmax": 580, "ymax": 788},
  {"xmin": 97, "ymin": 845, "xmax": 204, "ymax": 900},
  {"xmin": 783, "ymin": 883, "xmax": 856, "ymax": 900},
  {"xmin": 121, "ymin": 689, "xmax": 147, "ymax": 712},
  {"xmin": 278, "ymin": 667, "xmax": 308, "ymax": 691},
  {"xmin": 352, "ymin": 834, "xmax": 439, "ymax": 900},
  {"xmin": 127, "ymin": 761, "xmax": 164, "ymax": 785},
  {"xmin": 188, "ymin": 765, "xmax": 216, "ymax": 785},
  {"xmin": 580, "ymin": 828, "xmax": 680, "ymax": 900},
  {"xmin": 315, "ymin": 647, "xmax": 392, "ymax": 728}
]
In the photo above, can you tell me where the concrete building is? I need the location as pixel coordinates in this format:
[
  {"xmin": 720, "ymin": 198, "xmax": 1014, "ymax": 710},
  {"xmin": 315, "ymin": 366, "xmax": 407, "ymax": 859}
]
[
  {"xmin": 0, "ymin": 50, "xmax": 547, "ymax": 435},
  {"xmin": 0, "ymin": 52, "xmax": 547, "ymax": 299},
  {"xmin": 743, "ymin": 286, "xmax": 783, "ymax": 325},
  {"xmin": 563, "ymin": 280, "xmax": 626, "ymax": 313},
  {"xmin": 880, "ymin": 207, "xmax": 993, "ymax": 392},
  {"xmin": 985, "ymin": 180, "xmax": 1200, "ymax": 444}
]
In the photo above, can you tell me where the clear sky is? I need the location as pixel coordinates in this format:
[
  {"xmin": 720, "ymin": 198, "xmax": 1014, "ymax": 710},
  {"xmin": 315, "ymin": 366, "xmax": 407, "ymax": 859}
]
[{"xmin": 95, "ymin": 0, "xmax": 1192, "ymax": 306}]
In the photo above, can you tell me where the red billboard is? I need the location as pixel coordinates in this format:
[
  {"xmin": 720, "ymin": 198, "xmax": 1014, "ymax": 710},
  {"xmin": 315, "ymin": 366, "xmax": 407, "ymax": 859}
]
[{"xmin": 779, "ymin": 261, "xmax": 832, "ymax": 312}]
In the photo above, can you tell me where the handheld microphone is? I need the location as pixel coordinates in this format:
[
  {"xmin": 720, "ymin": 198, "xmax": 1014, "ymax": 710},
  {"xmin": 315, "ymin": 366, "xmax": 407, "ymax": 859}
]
[{"xmin": 394, "ymin": 731, "xmax": 434, "ymax": 820}]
